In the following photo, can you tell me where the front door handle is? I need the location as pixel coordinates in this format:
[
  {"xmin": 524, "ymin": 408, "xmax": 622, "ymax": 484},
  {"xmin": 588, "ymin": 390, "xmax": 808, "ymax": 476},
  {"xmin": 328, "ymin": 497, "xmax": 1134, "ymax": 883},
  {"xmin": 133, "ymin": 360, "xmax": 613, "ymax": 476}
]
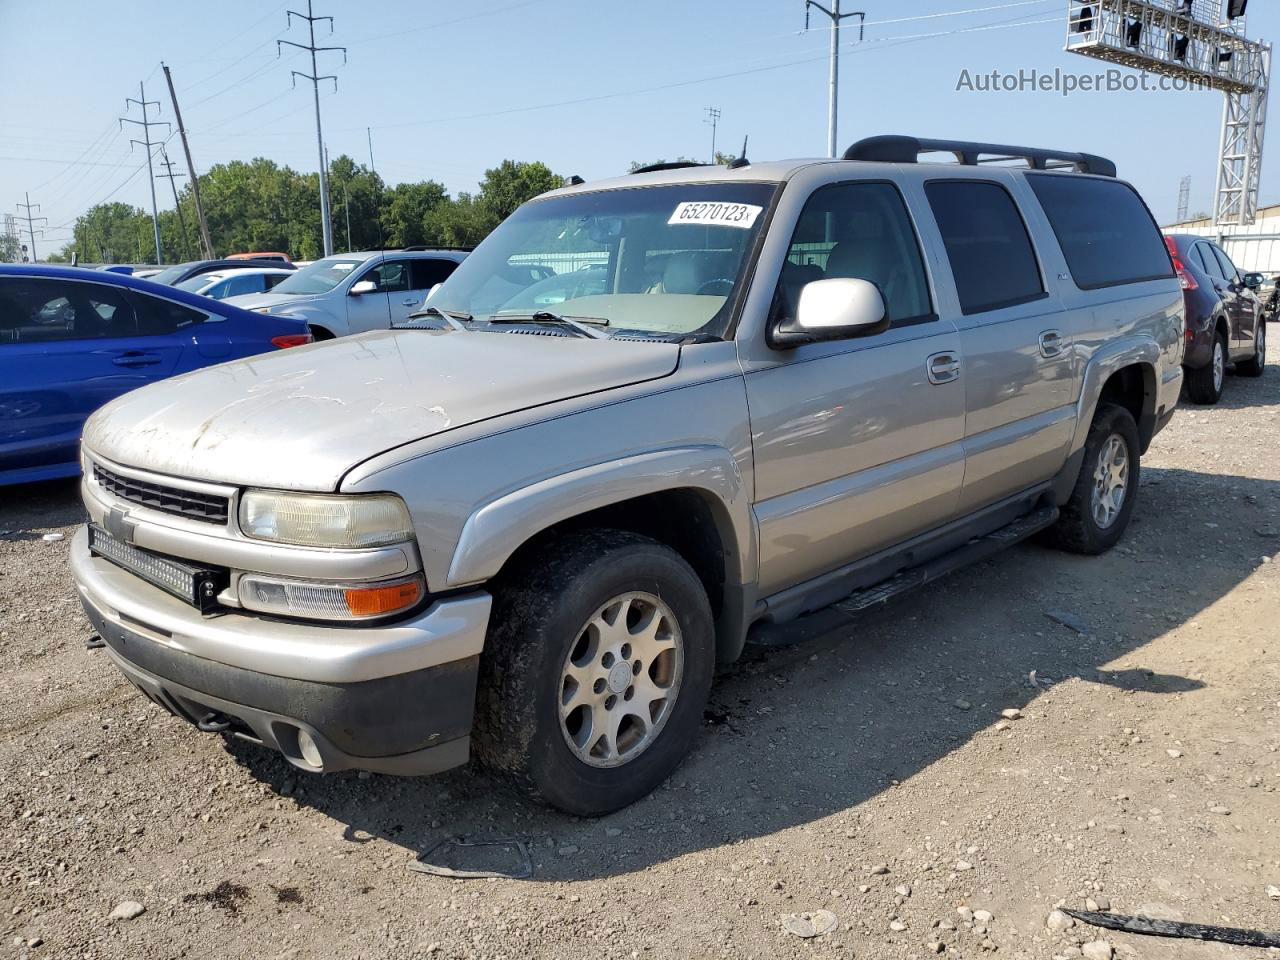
[
  {"xmin": 111, "ymin": 352, "xmax": 161, "ymax": 368},
  {"xmin": 401, "ymin": 297, "xmax": 419, "ymax": 306},
  {"xmin": 927, "ymin": 352, "xmax": 961, "ymax": 385},
  {"xmin": 1038, "ymin": 330, "xmax": 1065, "ymax": 359}
]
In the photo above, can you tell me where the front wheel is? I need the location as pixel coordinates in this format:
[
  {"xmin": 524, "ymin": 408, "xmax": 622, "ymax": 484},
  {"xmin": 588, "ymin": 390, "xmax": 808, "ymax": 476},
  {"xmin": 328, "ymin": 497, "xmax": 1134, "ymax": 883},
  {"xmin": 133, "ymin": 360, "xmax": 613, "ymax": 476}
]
[
  {"xmin": 473, "ymin": 530, "xmax": 715, "ymax": 816},
  {"xmin": 1047, "ymin": 403, "xmax": 1140, "ymax": 555},
  {"xmin": 1238, "ymin": 320, "xmax": 1267, "ymax": 377}
]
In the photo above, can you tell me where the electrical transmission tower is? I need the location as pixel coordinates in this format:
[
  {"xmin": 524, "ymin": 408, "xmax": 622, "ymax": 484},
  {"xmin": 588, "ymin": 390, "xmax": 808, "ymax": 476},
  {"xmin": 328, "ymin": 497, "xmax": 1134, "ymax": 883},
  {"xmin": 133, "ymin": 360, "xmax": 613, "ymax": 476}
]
[
  {"xmin": 1177, "ymin": 174, "xmax": 1192, "ymax": 220},
  {"xmin": 279, "ymin": 0, "xmax": 346, "ymax": 257},
  {"xmin": 157, "ymin": 145, "xmax": 192, "ymax": 262},
  {"xmin": 704, "ymin": 107, "xmax": 721, "ymax": 163},
  {"xmin": 1065, "ymin": 0, "xmax": 1270, "ymax": 226},
  {"xmin": 804, "ymin": 1, "xmax": 866, "ymax": 158},
  {"xmin": 16, "ymin": 193, "xmax": 46, "ymax": 263},
  {"xmin": 119, "ymin": 82, "xmax": 171, "ymax": 263}
]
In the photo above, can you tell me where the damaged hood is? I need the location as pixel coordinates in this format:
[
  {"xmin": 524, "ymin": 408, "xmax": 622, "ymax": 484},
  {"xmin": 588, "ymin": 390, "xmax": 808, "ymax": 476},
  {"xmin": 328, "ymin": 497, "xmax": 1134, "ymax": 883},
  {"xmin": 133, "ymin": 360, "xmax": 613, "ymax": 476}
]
[{"xmin": 84, "ymin": 329, "xmax": 680, "ymax": 490}]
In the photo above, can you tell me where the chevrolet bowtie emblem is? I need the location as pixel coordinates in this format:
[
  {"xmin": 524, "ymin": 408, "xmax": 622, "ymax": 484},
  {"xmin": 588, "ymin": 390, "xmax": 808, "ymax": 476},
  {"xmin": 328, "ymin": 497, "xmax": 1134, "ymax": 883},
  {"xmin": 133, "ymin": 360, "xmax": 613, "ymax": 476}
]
[{"xmin": 104, "ymin": 508, "xmax": 137, "ymax": 544}]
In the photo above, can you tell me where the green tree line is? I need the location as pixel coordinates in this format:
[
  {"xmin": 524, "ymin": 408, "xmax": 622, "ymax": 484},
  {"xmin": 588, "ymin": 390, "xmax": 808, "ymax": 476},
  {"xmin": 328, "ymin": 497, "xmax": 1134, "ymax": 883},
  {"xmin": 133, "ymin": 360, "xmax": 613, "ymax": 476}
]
[{"xmin": 45, "ymin": 157, "xmax": 562, "ymax": 264}]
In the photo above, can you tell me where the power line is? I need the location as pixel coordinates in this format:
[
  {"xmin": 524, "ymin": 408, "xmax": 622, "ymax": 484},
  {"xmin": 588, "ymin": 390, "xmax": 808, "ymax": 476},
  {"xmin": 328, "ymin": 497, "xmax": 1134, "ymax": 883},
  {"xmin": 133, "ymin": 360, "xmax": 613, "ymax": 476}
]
[
  {"xmin": 16, "ymin": 193, "xmax": 47, "ymax": 263},
  {"xmin": 278, "ymin": 0, "xmax": 346, "ymax": 257},
  {"xmin": 119, "ymin": 81, "xmax": 171, "ymax": 263}
]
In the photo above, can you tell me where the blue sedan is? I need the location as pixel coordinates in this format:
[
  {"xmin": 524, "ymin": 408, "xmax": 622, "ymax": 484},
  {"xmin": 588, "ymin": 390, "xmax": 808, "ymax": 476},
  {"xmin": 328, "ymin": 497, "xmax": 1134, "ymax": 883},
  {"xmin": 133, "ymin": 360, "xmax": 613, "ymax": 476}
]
[{"xmin": 0, "ymin": 265, "xmax": 313, "ymax": 486}]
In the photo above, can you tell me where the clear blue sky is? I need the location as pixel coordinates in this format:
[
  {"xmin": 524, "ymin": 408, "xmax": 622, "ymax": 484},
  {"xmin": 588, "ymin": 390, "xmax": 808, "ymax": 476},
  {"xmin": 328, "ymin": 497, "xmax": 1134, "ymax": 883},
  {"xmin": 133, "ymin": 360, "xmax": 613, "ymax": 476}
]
[{"xmin": 2, "ymin": 0, "xmax": 1275, "ymax": 255}]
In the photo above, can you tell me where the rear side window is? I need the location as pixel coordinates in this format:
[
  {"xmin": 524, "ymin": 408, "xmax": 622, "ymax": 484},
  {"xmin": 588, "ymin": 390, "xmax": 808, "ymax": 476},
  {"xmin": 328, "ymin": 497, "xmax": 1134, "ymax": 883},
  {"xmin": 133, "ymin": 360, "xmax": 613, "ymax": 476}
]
[
  {"xmin": 1027, "ymin": 175, "xmax": 1174, "ymax": 289},
  {"xmin": 130, "ymin": 292, "xmax": 207, "ymax": 335},
  {"xmin": 410, "ymin": 259, "xmax": 460, "ymax": 290},
  {"xmin": 924, "ymin": 181, "xmax": 1045, "ymax": 315},
  {"xmin": 1210, "ymin": 245, "xmax": 1240, "ymax": 282},
  {"xmin": 1193, "ymin": 243, "xmax": 1223, "ymax": 279}
]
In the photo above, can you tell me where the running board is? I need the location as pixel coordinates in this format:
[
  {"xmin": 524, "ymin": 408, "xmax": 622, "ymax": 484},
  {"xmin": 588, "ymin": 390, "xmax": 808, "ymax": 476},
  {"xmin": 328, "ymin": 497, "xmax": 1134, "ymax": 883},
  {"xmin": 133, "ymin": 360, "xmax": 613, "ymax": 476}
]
[{"xmin": 748, "ymin": 503, "xmax": 1059, "ymax": 647}]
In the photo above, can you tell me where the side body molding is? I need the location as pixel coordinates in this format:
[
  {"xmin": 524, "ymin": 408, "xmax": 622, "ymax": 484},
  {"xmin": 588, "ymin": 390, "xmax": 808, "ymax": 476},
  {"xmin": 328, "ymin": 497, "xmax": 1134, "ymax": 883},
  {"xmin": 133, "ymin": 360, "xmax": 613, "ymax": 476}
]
[{"xmin": 446, "ymin": 445, "xmax": 754, "ymax": 590}]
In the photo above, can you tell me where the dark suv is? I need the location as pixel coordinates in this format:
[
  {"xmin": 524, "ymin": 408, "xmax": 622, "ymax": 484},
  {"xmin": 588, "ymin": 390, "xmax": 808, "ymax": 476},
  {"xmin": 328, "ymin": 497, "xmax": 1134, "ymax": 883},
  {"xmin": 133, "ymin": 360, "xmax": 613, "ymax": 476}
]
[{"xmin": 1164, "ymin": 234, "xmax": 1267, "ymax": 404}]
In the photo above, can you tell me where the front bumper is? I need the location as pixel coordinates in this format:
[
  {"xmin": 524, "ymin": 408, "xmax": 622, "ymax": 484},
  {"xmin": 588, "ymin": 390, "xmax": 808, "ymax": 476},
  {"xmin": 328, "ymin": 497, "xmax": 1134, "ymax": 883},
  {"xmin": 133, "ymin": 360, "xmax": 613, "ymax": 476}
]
[{"xmin": 72, "ymin": 526, "xmax": 491, "ymax": 775}]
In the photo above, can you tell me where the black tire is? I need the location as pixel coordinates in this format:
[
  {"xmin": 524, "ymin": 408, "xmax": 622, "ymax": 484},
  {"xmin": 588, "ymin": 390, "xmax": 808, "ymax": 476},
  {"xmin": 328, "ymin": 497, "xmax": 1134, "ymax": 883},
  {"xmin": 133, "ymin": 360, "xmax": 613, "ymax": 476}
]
[
  {"xmin": 1237, "ymin": 319, "xmax": 1266, "ymax": 377},
  {"xmin": 473, "ymin": 530, "xmax": 715, "ymax": 816},
  {"xmin": 1046, "ymin": 403, "xmax": 1141, "ymax": 555},
  {"xmin": 1185, "ymin": 328, "xmax": 1227, "ymax": 404}
]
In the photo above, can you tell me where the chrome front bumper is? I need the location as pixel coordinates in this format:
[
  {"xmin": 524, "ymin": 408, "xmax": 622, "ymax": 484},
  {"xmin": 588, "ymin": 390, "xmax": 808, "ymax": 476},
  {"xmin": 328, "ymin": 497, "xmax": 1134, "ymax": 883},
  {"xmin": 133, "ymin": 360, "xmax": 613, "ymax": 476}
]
[{"xmin": 70, "ymin": 526, "xmax": 492, "ymax": 683}]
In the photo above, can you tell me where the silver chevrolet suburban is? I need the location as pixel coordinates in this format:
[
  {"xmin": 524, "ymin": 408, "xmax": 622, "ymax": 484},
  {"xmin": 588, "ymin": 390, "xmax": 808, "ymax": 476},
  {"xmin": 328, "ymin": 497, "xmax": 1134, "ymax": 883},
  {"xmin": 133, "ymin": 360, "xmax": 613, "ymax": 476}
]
[{"xmin": 71, "ymin": 136, "xmax": 1184, "ymax": 815}]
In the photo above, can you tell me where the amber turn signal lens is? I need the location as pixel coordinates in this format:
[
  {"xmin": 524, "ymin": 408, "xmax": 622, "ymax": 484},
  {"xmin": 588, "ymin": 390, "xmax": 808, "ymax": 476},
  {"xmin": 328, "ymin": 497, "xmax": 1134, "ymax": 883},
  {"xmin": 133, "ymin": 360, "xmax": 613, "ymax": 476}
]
[{"xmin": 344, "ymin": 579, "xmax": 424, "ymax": 617}]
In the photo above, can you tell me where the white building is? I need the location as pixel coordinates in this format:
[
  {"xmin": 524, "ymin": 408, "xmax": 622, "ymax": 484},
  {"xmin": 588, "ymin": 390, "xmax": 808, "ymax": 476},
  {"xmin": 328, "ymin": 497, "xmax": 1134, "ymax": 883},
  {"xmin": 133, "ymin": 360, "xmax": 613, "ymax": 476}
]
[{"xmin": 1164, "ymin": 203, "xmax": 1280, "ymax": 275}]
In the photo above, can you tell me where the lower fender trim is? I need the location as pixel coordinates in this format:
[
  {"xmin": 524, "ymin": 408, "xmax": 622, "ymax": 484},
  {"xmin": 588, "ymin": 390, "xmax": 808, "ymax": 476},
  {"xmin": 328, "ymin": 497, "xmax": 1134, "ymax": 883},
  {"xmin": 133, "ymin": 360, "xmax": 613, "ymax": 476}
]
[{"xmin": 1071, "ymin": 337, "xmax": 1160, "ymax": 456}]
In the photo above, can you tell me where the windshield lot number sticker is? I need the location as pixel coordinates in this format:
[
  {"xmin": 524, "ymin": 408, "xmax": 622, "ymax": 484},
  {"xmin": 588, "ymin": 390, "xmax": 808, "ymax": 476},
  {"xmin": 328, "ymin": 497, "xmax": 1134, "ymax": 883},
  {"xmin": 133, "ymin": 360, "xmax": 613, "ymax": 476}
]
[{"xmin": 668, "ymin": 201, "xmax": 762, "ymax": 229}]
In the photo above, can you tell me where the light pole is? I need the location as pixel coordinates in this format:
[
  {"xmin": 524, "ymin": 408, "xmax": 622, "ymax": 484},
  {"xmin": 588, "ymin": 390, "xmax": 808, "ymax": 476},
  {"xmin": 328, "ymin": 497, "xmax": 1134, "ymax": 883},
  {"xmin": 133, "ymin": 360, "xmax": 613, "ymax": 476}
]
[{"xmin": 804, "ymin": 1, "xmax": 865, "ymax": 158}]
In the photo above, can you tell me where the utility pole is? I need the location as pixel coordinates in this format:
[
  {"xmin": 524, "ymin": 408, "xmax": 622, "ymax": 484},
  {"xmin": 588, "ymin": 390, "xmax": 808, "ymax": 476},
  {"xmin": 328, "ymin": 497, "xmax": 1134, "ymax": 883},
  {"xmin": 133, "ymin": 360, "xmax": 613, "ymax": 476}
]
[
  {"xmin": 704, "ymin": 106, "xmax": 721, "ymax": 163},
  {"xmin": 804, "ymin": 1, "xmax": 865, "ymax": 158},
  {"xmin": 119, "ymin": 81, "xmax": 170, "ymax": 264},
  {"xmin": 344, "ymin": 186, "xmax": 352, "ymax": 252},
  {"xmin": 157, "ymin": 146, "xmax": 192, "ymax": 261},
  {"xmin": 163, "ymin": 63, "xmax": 215, "ymax": 259},
  {"xmin": 279, "ymin": 1, "xmax": 346, "ymax": 257},
  {"xmin": 16, "ymin": 194, "xmax": 46, "ymax": 263},
  {"xmin": 1177, "ymin": 175, "xmax": 1192, "ymax": 222}
]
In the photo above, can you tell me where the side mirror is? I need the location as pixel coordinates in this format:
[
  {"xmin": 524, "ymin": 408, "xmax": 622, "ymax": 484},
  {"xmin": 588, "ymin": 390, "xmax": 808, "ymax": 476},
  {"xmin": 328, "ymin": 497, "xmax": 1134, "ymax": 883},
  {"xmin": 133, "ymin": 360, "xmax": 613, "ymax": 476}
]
[
  {"xmin": 769, "ymin": 277, "xmax": 889, "ymax": 349},
  {"xmin": 349, "ymin": 279, "xmax": 377, "ymax": 296},
  {"xmin": 1242, "ymin": 272, "xmax": 1263, "ymax": 289}
]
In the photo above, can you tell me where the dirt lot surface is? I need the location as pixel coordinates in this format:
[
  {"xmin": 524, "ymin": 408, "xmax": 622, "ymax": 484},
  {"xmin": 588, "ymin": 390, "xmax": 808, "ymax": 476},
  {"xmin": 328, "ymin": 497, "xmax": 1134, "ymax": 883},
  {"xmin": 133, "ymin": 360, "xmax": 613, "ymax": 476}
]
[{"xmin": 2, "ymin": 354, "xmax": 1279, "ymax": 960}]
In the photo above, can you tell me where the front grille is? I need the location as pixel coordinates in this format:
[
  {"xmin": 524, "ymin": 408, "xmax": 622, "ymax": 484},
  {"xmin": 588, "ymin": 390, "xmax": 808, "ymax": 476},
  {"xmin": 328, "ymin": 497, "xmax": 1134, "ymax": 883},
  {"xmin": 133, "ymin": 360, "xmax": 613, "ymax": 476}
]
[{"xmin": 92, "ymin": 464, "xmax": 229, "ymax": 524}]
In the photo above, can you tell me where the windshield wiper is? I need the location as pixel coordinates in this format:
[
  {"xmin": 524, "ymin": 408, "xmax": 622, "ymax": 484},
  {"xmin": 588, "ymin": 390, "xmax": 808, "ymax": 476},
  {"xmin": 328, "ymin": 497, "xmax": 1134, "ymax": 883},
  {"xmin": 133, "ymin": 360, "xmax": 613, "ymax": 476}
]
[
  {"xmin": 489, "ymin": 310, "xmax": 610, "ymax": 339},
  {"xmin": 402, "ymin": 305, "xmax": 474, "ymax": 331}
]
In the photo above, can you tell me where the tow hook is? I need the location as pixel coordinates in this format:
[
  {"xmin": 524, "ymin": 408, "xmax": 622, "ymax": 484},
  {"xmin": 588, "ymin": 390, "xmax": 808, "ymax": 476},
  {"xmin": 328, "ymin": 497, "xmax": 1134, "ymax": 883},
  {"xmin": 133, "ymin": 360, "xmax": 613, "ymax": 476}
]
[
  {"xmin": 196, "ymin": 712, "xmax": 233, "ymax": 733},
  {"xmin": 86, "ymin": 634, "xmax": 105, "ymax": 650}
]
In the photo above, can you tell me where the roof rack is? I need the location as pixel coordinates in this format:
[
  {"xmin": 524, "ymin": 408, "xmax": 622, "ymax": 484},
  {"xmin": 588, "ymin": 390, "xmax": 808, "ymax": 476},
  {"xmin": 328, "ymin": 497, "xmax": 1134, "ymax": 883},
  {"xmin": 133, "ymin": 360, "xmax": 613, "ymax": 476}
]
[
  {"xmin": 629, "ymin": 161, "xmax": 710, "ymax": 175},
  {"xmin": 842, "ymin": 135, "xmax": 1116, "ymax": 178}
]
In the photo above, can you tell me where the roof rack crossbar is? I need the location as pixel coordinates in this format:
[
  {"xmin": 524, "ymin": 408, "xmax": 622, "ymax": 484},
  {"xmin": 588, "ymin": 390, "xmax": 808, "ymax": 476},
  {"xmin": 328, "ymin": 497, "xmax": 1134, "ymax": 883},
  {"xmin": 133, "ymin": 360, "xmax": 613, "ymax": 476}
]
[{"xmin": 842, "ymin": 135, "xmax": 1116, "ymax": 178}]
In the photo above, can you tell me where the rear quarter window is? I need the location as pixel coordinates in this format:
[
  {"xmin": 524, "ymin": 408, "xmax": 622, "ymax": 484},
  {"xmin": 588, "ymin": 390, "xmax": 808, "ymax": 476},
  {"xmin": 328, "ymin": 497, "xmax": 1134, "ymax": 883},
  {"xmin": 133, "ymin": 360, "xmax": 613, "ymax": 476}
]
[{"xmin": 1027, "ymin": 175, "xmax": 1174, "ymax": 290}]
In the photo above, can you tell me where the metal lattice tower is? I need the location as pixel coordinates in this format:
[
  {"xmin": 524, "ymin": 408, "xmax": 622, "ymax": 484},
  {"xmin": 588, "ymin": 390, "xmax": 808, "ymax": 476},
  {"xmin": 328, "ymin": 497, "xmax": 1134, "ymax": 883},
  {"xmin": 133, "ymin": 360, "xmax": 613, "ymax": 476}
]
[
  {"xmin": 1065, "ymin": 0, "xmax": 1270, "ymax": 225},
  {"xmin": 1177, "ymin": 174, "xmax": 1192, "ymax": 219}
]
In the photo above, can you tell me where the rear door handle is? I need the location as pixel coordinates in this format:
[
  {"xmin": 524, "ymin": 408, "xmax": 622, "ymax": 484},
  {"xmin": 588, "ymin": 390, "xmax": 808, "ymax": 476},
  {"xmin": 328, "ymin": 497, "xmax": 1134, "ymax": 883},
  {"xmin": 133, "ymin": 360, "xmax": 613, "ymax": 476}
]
[
  {"xmin": 927, "ymin": 352, "xmax": 961, "ymax": 385},
  {"xmin": 1038, "ymin": 330, "xmax": 1065, "ymax": 358},
  {"xmin": 111, "ymin": 352, "xmax": 161, "ymax": 368}
]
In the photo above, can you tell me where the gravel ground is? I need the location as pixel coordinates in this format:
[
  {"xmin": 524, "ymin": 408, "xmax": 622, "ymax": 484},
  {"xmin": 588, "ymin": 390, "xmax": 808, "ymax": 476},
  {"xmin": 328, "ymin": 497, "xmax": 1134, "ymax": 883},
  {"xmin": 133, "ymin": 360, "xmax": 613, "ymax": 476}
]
[{"xmin": 2, "ymin": 350, "xmax": 1278, "ymax": 960}]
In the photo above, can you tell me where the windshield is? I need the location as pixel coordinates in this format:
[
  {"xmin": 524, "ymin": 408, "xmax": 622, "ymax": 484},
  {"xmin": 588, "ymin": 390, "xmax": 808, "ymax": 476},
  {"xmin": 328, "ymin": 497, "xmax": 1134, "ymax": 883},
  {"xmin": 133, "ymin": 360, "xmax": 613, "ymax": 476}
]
[
  {"xmin": 428, "ymin": 182, "xmax": 777, "ymax": 339},
  {"xmin": 148, "ymin": 264, "xmax": 192, "ymax": 285},
  {"xmin": 272, "ymin": 257, "xmax": 365, "ymax": 295},
  {"xmin": 176, "ymin": 275, "xmax": 218, "ymax": 293}
]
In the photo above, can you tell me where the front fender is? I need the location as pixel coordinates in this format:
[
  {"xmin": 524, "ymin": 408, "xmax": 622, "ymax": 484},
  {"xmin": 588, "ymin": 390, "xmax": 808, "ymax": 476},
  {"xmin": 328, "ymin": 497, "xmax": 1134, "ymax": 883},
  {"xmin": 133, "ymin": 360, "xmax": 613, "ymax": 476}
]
[{"xmin": 445, "ymin": 445, "xmax": 753, "ymax": 590}]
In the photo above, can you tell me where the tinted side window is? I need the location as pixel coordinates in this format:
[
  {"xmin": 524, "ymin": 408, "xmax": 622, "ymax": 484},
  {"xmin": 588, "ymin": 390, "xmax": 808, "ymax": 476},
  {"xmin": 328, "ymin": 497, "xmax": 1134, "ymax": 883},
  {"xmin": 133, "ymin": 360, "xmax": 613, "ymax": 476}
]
[
  {"xmin": 0, "ymin": 278, "xmax": 137, "ymax": 344},
  {"xmin": 1211, "ymin": 245, "xmax": 1240, "ymax": 282},
  {"xmin": 781, "ymin": 181, "xmax": 933, "ymax": 325},
  {"xmin": 410, "ymin": 259, "xmax": 460, "ymax": 290},
  {"xmin": 1027, "ymin": 175, "xmax": 1174, "ymax": 289},
  {"xmin": 221, "ymin": 273, "xmax": 262, "ymax": 298},
  {"xmin": 1195, "ymin": 243, "xmax": 1225, "ymax": 280},
  {"xmin": 131, "ymin": 293, "xmax": 207, "ymax": 335},
  {"xmin": 264, "ymin": 273, "xmax": 288, "ymax": 290},
  {"xmin": 924, "ymin": 181, "xmax": 1044, "ymax": 315}
]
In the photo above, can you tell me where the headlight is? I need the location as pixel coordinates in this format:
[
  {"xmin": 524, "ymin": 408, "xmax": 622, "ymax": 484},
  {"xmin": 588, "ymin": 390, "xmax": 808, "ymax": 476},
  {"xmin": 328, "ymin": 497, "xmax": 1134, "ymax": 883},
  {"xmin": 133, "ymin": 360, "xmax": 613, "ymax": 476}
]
[
  {"xmin": 251, "ymin": 306, "xmax": 274, "ymax": 314},
  {"xmin": 238, "ymin": 573, "xmax": 425, "ymax": 621},
  {"xmin": 239, "ymin": 491, "xmax": 414, "ymax": 548}
]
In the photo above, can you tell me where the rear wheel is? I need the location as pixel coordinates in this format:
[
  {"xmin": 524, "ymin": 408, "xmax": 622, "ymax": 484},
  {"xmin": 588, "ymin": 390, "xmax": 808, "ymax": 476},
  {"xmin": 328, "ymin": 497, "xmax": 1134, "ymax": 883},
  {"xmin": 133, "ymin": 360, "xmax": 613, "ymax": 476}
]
[
  {"xmin": 474, "ymin": 530, "xmax": 715, "ymax": 816},
  {"xmin": 1047, "ymin": 403, "xmax": 1140, "ymax": 555},
  {"xmin": 1238, "ymin": 320, "xmax": 1266, "ymax": 377},
  {"xmin": 1186, "ymin": 329, "xmax": 1227, "ymax": 404}
]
